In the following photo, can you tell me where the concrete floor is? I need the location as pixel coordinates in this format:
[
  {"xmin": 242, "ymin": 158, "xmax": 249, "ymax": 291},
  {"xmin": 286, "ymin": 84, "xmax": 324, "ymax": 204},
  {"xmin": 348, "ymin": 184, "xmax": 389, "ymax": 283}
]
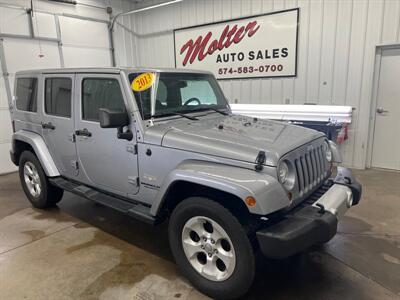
[{"xmin": 0, "ymin": 169, "xmax": 399, "ymax": 300}]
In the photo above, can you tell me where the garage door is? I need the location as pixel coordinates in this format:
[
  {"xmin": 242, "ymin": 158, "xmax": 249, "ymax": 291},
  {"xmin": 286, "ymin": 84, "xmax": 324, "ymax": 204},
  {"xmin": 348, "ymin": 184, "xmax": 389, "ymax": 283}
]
[
  {"xmin": 0, "ymin": 57, "xmax": 14, "ymax": 173},
  {"xmin": 59, "ymin": 16, "xmax": 111, "ymax": 67},
  {"xmin": 0, "ymin": 6, "xmax": 112, "ymax": 174}
]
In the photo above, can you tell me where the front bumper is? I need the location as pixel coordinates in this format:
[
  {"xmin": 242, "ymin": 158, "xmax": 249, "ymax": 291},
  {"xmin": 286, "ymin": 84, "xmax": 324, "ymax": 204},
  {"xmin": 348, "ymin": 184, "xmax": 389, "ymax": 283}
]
[{"xmin": 256, "ymin": 167, "xmax": 362, "ymax": 259}]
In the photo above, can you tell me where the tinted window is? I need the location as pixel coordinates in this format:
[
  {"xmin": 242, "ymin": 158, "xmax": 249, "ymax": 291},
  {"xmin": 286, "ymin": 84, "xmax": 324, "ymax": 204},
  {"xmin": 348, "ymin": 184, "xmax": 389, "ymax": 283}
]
[
  {"xmin": 45, "ymin": 78, "xmax": 72, "ymax": 117},
  {"xmin": 82, "ymin": 78, "xmax": 126, "ymax": 122},
  {"xmin": 16, "ymin": 78, "xmax": 37, "ymax": 112}
]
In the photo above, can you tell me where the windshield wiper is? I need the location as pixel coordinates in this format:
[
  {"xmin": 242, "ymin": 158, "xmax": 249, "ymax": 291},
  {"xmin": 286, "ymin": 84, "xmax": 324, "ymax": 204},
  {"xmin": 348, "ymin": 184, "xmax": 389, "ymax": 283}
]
[
  {"xmin": 194, "ymin": 106, "xmax": 230, "ymax": 116},
  {"xmin": 152, "ymin": 112, "xmax": 198, "ymax": 121},
  {"xmin": 206, "ymin": 107, "xmax": 230, "ymax": 116},
  {"xmin": 172, "ymin": 112, "xmax": 199, "ymax": 120}
]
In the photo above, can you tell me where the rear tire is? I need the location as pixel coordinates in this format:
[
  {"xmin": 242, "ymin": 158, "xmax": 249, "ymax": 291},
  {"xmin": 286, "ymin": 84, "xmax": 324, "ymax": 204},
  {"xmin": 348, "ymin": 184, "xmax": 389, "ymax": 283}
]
[
  {"xmin": 19, "ymin": 151, "xmax": 63, "ymax": 208},
  {"xmin": 168, "ymin": 197, "xmax": 255, "ymax": 299}
]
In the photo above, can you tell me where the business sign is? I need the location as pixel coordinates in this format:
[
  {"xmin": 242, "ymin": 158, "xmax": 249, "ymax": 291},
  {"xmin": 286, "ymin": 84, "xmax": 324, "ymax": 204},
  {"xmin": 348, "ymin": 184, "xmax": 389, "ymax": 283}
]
[{"xmin": 174, "ymin": 8, "xmax": 299, "ymax": 79}]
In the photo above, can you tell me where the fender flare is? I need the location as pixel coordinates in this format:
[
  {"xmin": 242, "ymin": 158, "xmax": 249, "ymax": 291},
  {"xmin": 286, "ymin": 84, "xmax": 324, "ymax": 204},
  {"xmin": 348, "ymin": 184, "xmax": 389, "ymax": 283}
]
[
  {"xmin": 12, "ymin": 130, "xmax": 60, "ymax": 177},
  {"xmin": 150, "ymin": 160, "xmax": 290, "ymax": 216}
]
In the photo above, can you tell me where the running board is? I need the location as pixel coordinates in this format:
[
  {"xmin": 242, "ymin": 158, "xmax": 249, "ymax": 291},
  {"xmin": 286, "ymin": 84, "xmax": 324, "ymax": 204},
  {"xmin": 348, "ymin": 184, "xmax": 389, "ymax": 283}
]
[{"xmin": 49, "ymin": 177, "xmax": 156, "ymax": 225}]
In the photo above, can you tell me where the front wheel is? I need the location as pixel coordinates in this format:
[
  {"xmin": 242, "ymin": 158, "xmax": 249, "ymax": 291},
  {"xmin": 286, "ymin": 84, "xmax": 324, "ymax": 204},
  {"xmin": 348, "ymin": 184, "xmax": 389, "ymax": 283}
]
[{"xmin": 168, "ymin": 197, "xmax": 255, "ymax": 299}]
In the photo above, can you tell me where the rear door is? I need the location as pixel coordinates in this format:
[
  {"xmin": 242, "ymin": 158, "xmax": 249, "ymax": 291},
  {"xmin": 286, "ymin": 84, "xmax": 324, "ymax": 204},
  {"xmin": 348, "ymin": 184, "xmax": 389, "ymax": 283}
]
[
  {"xmin": 74, "ymin": 73, "xmax": 139, "ymax": 197},
  {"xmin": 41, "ymin": 74, "xmax": 78, "ymax": 178}
]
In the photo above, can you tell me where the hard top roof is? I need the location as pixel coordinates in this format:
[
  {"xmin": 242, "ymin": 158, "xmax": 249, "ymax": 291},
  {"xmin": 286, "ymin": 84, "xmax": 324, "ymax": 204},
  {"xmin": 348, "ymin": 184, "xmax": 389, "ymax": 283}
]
[{"xmin": 15, "ymin": 67, "xmax": 213, "ymax": 76}]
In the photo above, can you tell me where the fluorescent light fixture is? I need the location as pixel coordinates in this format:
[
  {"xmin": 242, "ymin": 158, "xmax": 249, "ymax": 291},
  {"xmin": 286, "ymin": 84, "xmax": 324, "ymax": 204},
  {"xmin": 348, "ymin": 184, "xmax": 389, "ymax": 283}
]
[
  {"xmin": 127, "ymin": 0, "xmax": 183, "ymax": 14},
  {"xmin": 48, "ymin": 0, "xmax": 77, "ymax": 4}
]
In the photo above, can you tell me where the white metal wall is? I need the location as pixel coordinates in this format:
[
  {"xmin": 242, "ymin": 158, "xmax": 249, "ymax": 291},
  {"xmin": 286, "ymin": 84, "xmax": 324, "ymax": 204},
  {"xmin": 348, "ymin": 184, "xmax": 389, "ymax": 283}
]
[
  {"xmin": 0, "ymin": 0, "xmax": 133, "ymax": 174},
  {"xmin": 112, "ymin": 0, "xmax": 139, "ymax": 67},
  {"xmin": 123, "ymin": 0, "xmax": 400, "ymax": 169}
]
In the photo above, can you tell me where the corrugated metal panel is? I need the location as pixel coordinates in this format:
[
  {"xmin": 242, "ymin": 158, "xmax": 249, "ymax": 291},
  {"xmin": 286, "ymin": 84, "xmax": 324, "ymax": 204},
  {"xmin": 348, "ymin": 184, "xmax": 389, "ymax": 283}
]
[{"xmin": 122, "ymin": 0, "xmax": 400, "ymax": 168}]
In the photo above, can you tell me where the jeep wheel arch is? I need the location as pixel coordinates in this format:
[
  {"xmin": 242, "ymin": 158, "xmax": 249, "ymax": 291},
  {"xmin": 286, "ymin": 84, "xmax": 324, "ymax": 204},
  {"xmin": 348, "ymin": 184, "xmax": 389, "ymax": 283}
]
[
  {"xmin": 12, "ymin": 131, "xmax": 60, "ymax": 177},
  {"xmin": 156, "ymin": 180, "xmax": 251, "ymax": 222},
  {"xmin": 150, "ymin": 161, "xmax": 291, "ymax": 217}
]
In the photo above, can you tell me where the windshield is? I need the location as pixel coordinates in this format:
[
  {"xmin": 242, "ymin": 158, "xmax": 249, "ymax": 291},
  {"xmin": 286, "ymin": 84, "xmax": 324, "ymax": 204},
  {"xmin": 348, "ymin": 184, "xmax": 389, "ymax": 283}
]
[{"xmin": 129, "ymin": 72, "xmax": 229, "ymax": 120}]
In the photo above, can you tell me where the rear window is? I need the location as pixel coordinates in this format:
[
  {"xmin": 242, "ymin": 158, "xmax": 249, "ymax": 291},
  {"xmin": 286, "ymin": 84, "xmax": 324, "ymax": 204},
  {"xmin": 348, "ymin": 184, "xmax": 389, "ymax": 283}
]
[
  {"xmin": 15, "ymin": 78, "xmax": 38, "ymax": 112},
  {"xmin": 45, "ymin": 78, "xmax": 72, "ymax": 117}
]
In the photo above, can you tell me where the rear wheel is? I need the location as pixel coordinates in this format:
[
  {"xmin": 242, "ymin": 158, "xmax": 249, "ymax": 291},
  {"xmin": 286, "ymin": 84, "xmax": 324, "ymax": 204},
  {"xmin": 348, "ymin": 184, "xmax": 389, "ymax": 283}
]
[
  {"xmin": 19, "ymin": 151, "xmax": 63, "ymax": 208},
  {"xmin": 168, "ymin": 197, "xmax": 255, "ymax": 299}
]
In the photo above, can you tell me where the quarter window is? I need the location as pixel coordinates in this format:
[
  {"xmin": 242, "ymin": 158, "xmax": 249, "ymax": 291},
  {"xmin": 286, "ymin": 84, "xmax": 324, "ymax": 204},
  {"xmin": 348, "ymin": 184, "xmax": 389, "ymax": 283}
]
[
  {"xmin": 82, "ymin": 78, "xmax": 126, "ymax": 122},
  {"xmin": 45, "ymin": 78, "xmax": 72, "ymax": 117},
  {"xmin": 15, "ymin": 78, "xmax": 38, "ymax": 112}
]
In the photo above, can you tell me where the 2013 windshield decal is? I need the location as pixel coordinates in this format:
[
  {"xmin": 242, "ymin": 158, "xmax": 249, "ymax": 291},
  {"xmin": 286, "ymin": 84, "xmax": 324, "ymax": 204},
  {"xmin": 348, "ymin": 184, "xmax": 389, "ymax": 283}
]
[{"xmin": 179, "ymin": 21, "xmax": 260, "ymax": 66}]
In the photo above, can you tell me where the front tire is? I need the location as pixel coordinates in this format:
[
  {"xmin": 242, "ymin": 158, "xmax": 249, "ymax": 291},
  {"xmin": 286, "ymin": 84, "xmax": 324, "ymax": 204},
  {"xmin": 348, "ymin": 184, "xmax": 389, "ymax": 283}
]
[
  {"xmin": 168, "ymin": 197, "xmax": 255, "ymax": 299},
  {"xmin": 19, "ymin": 151, "xmax": 63, "ymax": 208}
]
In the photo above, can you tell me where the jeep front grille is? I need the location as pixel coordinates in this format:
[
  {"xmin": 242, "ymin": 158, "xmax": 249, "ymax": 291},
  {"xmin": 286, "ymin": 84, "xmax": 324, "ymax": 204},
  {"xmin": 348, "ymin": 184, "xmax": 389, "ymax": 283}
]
[{"xmin": 294, "ymin": 145, "xmax": 329, "ymax": 194}]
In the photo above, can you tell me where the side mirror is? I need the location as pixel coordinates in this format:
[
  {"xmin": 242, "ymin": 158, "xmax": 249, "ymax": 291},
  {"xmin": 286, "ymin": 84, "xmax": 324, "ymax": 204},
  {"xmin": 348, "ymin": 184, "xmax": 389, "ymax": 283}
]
[{"xmin": 99, "ymin": 108, "xmax": 129, "ymax": 128}]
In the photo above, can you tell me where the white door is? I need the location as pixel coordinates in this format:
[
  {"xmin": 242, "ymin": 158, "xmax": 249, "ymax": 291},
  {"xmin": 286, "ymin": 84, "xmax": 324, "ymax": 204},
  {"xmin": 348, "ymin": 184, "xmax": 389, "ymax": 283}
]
[{"xmin": 371, "ymin": 48, "xmax": 400, "ymax": 170}]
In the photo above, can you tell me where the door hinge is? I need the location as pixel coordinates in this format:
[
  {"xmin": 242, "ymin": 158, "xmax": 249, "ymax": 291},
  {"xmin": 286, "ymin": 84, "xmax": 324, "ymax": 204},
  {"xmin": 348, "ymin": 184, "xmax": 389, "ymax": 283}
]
[
  {"xmin": 69, "ymin": 133, "xmax": 76, "ymax": 143},
  {"xmin": 71, "ymin": 160, "xmax": 79, "ymax": 170},
  {"xmin": 126, "ymin": 144, "xmax": 138, "ymax": 155},
  {"xmin": 128, "ymin": 176, "xmax": 140, "ymax": 187}
]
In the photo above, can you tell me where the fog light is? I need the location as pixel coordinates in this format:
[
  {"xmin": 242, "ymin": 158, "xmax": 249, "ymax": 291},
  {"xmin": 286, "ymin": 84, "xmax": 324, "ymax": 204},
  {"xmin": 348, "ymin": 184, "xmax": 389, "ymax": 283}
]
[{"xmin": 245, "ymin": 196, "xmax": 257, "ymax": 207}]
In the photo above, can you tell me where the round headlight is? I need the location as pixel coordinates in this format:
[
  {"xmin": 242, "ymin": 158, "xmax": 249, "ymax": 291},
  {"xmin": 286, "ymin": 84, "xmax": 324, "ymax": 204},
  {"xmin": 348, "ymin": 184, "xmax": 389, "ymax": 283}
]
[
  {"xmin": 278, "ymin": 160, "xmax": 296, "ymax": 191},
  {"xmin": 325, "ymin": 141, "xmax": 332, "ymax": 162},
  {"xmin": 278, "ymin": 161, "xmax": 289, "ymax": 184}
]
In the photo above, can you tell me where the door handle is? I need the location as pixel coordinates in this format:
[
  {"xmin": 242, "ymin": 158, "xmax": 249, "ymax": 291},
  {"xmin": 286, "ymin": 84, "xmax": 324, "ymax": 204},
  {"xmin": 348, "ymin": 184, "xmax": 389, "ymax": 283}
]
[
  {"xmin": 75, "ymin": 128, "xmax": 92, "ymax": 137},
  {"xmin": 41, "ymin": 122, "xmax": 55, "ymax": 130},
  {"xmin": 376, "ymin": 107, "xmax": 388, "ymax": 114}
]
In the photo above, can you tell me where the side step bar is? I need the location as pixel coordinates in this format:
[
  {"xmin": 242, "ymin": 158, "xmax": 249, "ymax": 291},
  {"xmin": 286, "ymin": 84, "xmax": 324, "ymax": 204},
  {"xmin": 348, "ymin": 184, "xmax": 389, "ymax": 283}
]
[{"xmin": 49, "ymin": 177, "xmax": 156, "ymax": 225}]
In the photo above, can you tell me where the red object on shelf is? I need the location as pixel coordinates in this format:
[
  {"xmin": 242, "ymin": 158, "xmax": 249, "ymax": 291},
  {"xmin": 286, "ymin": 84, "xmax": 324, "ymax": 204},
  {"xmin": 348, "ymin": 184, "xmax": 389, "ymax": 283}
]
[{"xmin": 336, "ymin": 123, "xmax": 349, "ymax": 144}]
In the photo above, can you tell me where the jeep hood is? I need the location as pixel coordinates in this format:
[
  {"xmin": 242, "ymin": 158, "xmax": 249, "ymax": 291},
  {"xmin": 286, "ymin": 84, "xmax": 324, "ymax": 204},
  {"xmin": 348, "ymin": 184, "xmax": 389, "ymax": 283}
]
[{"xmin": 144, "ymin": 114, "xmax": 324, "ymax": 166}]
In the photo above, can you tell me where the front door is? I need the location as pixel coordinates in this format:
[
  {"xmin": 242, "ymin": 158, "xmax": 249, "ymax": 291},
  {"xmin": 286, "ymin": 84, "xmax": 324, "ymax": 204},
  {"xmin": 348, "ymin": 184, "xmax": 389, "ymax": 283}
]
[
  {"xmin": 371, "ymin": 48, "xmax": 400, "ymax": 170},
  {"xmin": 74, "ymin": 73, "xmax": 139, "ymax": 197},
  {"xmin": 41, "ymin": 74, "xmax": 78, "ymax": 178}
]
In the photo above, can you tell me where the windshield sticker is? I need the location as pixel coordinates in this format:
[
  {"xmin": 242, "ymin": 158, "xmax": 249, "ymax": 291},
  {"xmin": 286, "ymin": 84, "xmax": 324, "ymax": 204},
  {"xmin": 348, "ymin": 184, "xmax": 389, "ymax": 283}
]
[{"xmin": 131, "ymin": 73, "xmax": 155, "ymax": 92}]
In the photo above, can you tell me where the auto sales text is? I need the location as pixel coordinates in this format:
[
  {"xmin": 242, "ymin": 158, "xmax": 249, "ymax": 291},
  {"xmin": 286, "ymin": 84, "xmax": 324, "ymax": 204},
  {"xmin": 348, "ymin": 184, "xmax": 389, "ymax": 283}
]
[{"xmin": 216, "ymin": 48, "xmax": 288, "ymax": 63}]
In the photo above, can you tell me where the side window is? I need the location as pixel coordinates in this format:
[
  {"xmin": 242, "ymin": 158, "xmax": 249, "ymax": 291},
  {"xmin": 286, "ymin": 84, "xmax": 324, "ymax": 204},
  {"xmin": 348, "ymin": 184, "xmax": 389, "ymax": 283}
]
[
  {"xmin": 15, "ymin": 78, "xmax": 38, "ymax": 112},
  {"xmin": 82, "ymin": 78, "xmax": 126, "ymax": 122},
  {"xmin": 45, "ymin": 78, "xmax": 72, "ymax": 117}
]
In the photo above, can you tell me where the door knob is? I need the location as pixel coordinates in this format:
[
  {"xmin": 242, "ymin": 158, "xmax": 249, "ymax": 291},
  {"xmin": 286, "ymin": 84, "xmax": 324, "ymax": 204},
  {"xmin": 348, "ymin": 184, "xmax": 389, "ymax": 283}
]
[
  {"xmin": 41, "ymin": 122, "xmax": 55, "ymax": 130},
  {"xmin": 376, "ymin": 107, "xmax": 388, "ymax": 114}
]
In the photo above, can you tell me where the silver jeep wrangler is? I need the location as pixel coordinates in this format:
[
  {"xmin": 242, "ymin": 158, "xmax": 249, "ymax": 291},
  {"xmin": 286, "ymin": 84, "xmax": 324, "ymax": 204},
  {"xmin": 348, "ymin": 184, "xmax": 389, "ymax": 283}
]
[{"xmin": 10, "ymin": 68, "xmax": 361, "ymax": 299}]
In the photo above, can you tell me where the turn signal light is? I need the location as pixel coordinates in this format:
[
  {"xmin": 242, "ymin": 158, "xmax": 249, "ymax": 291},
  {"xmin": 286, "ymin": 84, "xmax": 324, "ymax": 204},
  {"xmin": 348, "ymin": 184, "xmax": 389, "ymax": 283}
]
[
  {"xmin": 245, "ymin": 196, "xmax": 257, "ymax": 207},
  {"xmin": 287, "ymin": 192, "xmax": 293, "ymax": 201}
]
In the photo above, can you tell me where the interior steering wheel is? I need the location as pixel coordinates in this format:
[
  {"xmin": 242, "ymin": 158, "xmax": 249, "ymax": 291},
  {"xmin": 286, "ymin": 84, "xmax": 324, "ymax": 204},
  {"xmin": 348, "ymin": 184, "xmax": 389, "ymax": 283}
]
[{"xmin": 183, "ymin": 97, "xmax": 201, "ymax": 106}]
